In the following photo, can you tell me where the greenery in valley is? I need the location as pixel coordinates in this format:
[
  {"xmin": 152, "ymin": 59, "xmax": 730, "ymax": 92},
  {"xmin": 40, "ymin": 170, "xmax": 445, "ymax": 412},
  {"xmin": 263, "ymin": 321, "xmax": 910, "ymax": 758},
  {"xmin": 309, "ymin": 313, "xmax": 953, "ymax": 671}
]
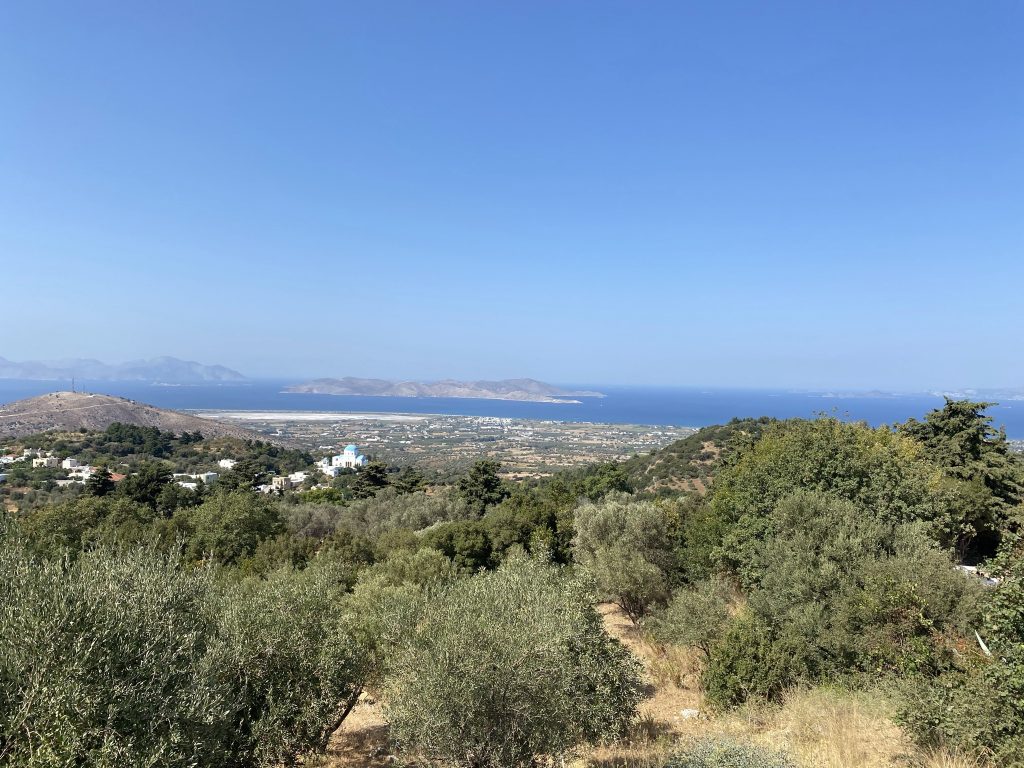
[{"xmin": 2, "ymin": 398, "xmax": 1023, "ymax": 765}]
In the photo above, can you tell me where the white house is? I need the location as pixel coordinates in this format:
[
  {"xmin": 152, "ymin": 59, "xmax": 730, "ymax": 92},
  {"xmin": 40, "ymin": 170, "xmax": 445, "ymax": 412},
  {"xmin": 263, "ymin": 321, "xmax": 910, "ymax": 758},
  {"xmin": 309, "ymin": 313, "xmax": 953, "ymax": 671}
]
[
  {"xmin": 218, "ymin": 459, "xmax": 237, "ymax": 470},
  {"xmin": 196, "ymin": 472, "xmax": 219, "ymax": 485},
  {"xmin": 32, "ymin": 456, "xmax": 59, "ymax": 468},
  {"xmin": 61, "ymin": 458, "xmax": 81, "ymax": 470}
]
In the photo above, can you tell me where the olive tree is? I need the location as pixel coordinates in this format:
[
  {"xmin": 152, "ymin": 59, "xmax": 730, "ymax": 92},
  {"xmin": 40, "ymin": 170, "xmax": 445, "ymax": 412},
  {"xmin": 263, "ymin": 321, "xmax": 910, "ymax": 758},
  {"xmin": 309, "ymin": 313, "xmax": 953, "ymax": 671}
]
[
  {"xmin": 573, "ymin": 493, "xmax": 681, "ymax": 622},
  {"xmin": 383, "ymin": 555, "xmax": 643, "ymax": 768}
]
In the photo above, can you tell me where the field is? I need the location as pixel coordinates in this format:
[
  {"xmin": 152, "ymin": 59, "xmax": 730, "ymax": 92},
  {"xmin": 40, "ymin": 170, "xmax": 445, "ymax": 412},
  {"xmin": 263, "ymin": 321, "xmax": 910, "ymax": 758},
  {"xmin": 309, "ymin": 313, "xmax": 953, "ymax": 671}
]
[{"xmin": 195, "ymin": 410, "xmax": 695, "ymax": 477}]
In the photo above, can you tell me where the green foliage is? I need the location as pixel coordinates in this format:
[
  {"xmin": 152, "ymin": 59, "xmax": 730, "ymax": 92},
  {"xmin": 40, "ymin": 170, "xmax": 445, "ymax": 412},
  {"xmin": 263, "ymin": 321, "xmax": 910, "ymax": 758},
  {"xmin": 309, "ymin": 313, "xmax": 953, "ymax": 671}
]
[
  {"xmin": 18, "ymin": 495, "xmax": 157, "ymax": 558},
  {"xmin": 651, "ymin": 578, "xmax": 732, "ymax": 657},
  {"xmin": 664, "ymin": 738, "xmax": 797, "ymax": 768},
  {"xmin": 573, "ymin": 493, "xmax": 681, "ymax": 621},
  {"xmin": 421, "ymin": 519, "xmax": 492, "ymax": 571},
  {"xmin": 622, "ymin": 418, "xmax": 774, "ymax": 493},
  {"xmin": 900, "ymin": 399, "xmax": 1023, "ymax": 557},
  {"xmin": 897, "ymin": 535, "xmax": 1024, "ymax": 766},
  {"xmin": 702, "ymin": 491, "xmax": 981, "ymax": 706},
  {"xmin": 0, "ymin": 522, "xmax": 368, "ymax": 767},
  {"xmin": 206, "ymin": 562, "xmax": 366, "ymax": 765},
  {"xmin": 457, "ymin": 459, "xmax": 510, "ymax": 515},
  {"xmin": 711, "ymin": 417, "xmax": 972, "ymax": 577},
  {"xmin": 383, "ymin": 555, "xmax": 643, "ymax": 768},
  {"xmin": 115, "ymin": 461, "xmax": 172, "ymax": 510},
  {"xmin": 351, "ymin": 460, "xmax": 390, "ymax": 499},
  {"xmin": 85, "ymin": 465, "xmax": 115, "ymax": 497},
  {"xmin": 184, "ymin": 491, "xmax": 285, "ymax": 564}
]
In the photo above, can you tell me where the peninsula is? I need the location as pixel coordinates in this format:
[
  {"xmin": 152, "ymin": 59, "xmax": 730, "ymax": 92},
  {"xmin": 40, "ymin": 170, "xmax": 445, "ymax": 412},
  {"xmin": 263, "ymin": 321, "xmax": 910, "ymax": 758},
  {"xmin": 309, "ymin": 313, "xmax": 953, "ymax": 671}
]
[{"xmin": 284, "ymin": 377, "xmax": 605, "ymax": 404}]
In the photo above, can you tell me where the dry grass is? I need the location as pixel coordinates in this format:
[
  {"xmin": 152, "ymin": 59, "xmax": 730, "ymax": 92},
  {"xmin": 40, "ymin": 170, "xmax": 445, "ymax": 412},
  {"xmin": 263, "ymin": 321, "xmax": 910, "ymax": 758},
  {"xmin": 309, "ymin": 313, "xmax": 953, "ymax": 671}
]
[
  {"xmin": 586, "ymin": 604, "xmax": 992, "ymax": 768},
  {"xmin": 314, "ymin": 602, "xmax": 991, "ymax": 768}
]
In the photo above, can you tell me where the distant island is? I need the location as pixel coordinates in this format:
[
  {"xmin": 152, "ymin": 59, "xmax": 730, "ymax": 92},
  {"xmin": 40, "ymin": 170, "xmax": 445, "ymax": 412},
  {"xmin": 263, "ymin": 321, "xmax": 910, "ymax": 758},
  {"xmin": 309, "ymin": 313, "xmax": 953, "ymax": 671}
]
[
  {"xmin": 285, "ymin": 377, "xmax": 605, "ymax": 404},
  {"xmin": 0, "ymin": 355, "xmax": 245, "ymax": 383}
]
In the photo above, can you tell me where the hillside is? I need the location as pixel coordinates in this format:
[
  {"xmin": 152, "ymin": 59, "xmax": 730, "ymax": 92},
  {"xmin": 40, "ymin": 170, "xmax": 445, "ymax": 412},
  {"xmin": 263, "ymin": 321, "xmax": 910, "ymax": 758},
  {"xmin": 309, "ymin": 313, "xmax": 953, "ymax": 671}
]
[
  {"xmin": 623, "ymin": 417, "xmax": 775, "ymax": 494},
  {"xmin": 0, "ymin": 355, "xmax": 245, "ymax": 382},
  {"xmin": 0, "ymin": 391, "xmax": 279, "ymax": 442},
  {"xmin": 286, "ymin": 377, "xmax": 604, "ymax": 403}
]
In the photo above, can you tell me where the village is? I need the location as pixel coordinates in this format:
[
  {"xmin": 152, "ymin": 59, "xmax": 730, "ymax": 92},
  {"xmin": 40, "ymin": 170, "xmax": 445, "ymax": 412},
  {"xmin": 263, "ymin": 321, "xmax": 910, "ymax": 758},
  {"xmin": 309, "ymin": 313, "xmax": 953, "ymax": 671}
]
[{"xmin": 0, "ymin": 442, "xmax": 372, "ymax": 498}]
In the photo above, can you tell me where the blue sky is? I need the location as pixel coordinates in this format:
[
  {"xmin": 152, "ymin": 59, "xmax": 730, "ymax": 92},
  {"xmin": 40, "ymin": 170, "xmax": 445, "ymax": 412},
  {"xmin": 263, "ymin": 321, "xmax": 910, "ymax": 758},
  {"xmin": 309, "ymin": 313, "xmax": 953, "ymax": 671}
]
[{"xmin": 1, "ymin": 1, "xmax": 1021, "ymax": 389}]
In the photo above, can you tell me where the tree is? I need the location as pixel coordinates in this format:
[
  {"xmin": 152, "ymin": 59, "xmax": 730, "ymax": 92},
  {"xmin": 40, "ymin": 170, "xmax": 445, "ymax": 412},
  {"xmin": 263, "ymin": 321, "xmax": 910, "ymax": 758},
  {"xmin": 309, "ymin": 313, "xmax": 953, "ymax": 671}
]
[
  {"xmin": 220, "ymin": 458, "xmax": 271, "ymax": 492},
  {"xmin": 383, "ymin": 555, "xmax": 643, "ymax": 768},
  {"xmin": 391, "ymin": 466, "xmax": 426, "ymax": 495},
  {"xmin": 183, "ymin": 491, "xmax": 285, "ymax": 564},
  {"xmin": 651, "ymin": 578, "xmax": 732, "ymax": 659},
  {"xmin": 116, "ymin": 462, "xmax": 172, "ymax": 510},
  {"xmin": 457, "ymin": 459, "xmax": 510, "ymax": 515},
  {"xmin": 0, "ymin": 522, "xmax": 369, "ymax": 768},
  {"xmin": 573, "ymin": 493, "xmax": 681, "ymax": 622},
  {"xmin": 351, "ymin": 461, "xmax": 390, "ymax": 499},
  {"xmin": 85, "ymin": 466, "xmax": 115, "ymax": 497},
  {"xmin": 900, "ymin": 399, "xmax": 1023, "ymax": 557}
]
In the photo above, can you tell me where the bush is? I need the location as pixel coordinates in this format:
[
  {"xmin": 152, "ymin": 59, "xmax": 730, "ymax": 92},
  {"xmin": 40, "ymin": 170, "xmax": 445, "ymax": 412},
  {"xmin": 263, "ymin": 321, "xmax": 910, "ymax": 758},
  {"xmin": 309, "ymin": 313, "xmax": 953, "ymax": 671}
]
[
  {"xmin": 664, "ymin": 738, "xmax": 797, "ymax": 768},
  {"xmin": 0, "ymin": 521, "xmax": 368, "ymax": 767},
  {"xmin": 702, "ymin": 491, "xmax": 980, "ymax": 706},
  {"xmin": 651, "ymin": 578, "xmax": 732, "ymax": 657},
  {"xmin": 207, "ymin": 561, "xmax": 366, "ymax": 765},
  {"xmin": 183, "ymin": 490, "xmax": 285, "ymax": 564},
  {"xmin": 897, "ymin": 535, "xmax": 1024, "ymax": 766},
  {"xmin": 573, "ymin": 493, "xmax": 681, "ymax": 621},
  {"xmin": 383, "ymin": 555, "xmax": 643, "ymax": 768}
]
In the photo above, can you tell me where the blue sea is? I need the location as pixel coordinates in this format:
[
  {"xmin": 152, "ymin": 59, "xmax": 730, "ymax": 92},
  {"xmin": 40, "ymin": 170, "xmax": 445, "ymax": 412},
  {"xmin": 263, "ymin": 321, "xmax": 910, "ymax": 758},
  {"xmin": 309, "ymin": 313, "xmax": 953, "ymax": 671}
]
[{"xmin": 1, "ymin": 379, "xmax": 1022, "ymax": 438}]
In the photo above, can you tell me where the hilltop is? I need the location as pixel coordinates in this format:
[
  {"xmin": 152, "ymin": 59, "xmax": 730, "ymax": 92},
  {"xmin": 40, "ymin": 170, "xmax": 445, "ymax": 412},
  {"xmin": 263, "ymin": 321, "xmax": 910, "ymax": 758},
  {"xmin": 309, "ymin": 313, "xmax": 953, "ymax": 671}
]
[
  {"xmin": 286, "ymin": 377, "xmax": 604, "ymax": 403},
  {"xmin": 0, "ymin": 355, "xmax": 245, "ymax": 382},
  {"xmin": 0, "ymin": 391, "xmax": 278, "ymax": 442}
]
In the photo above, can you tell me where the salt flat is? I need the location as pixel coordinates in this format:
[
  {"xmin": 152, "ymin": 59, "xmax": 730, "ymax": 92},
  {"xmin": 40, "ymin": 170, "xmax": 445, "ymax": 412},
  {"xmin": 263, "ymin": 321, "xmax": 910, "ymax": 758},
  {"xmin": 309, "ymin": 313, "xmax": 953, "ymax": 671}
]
[{"xmin": 195, "ymin": 410, "xmax": 429, "ymax": 422}]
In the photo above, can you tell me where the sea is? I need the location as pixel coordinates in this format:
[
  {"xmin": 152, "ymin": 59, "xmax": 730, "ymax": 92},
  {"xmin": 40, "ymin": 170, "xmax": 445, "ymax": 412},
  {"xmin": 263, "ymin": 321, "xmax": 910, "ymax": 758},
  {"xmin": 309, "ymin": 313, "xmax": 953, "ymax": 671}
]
[{"xmin": 2, "ymin": 379, "xmax": 1022, "ymax": 438}]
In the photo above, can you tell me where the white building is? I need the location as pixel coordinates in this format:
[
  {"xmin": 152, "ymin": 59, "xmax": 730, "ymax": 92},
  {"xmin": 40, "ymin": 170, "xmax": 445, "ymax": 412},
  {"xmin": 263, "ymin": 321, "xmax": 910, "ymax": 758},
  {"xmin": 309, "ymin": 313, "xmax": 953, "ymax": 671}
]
[
  {"xmin": 32, "ymin": 456, "xmax": 59, "ymax": 468},
  {"xmin": 196, "ymin": 472, "xmax": 219, "ymax": 485},
  {"xmin": 218, "ymin": 459, "xmax": 237, "ymax": 470},
  {"xmin": 318, "ymin": 445, "xmax": 367, "ymax": 476},
  {"xmin": 61, "ymin": 458, "xmax": 81, "ymax": 470},
  {"xmin": 288, "ymin": 471, "xmax": 309, "ymax": 485}
]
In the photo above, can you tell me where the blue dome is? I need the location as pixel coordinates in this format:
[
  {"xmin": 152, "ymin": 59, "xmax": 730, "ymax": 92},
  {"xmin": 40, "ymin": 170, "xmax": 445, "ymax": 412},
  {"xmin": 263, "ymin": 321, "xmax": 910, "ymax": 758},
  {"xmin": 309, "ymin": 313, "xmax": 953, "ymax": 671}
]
[{"xmin": 344, "ymin": 444, "xmax": 358, "ymax": 453}]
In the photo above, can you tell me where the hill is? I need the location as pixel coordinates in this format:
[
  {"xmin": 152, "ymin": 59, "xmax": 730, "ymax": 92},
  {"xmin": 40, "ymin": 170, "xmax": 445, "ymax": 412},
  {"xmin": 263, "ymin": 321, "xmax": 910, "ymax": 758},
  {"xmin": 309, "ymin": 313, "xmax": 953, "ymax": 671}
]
[
  {"xmin": 0, "ymin": 391, "xmax": 278, "ymax": 442},
  {"xmin": 0, "ymin": 355, "xmax": 245, "ymax": 382},
  {"xmin": 622, "ymin": 416, "xmax": 775, "ymax": 494},
  {"xmin": 286, "ymin": 377, "xmax": 604, "ymax": 403}
]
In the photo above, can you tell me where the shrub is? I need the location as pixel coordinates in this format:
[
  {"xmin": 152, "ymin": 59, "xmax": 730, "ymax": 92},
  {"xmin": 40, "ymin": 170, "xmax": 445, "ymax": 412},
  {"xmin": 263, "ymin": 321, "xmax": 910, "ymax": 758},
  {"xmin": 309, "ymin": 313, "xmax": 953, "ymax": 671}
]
[
  {"xmin": 206, "ymin": 561, "xmax": 366, "ymax": 765},
  {"xmin": 664, "ymin": 738, "xmax": 797, "ymax": 768},
  {"xmin": 0, "ymin": 521, "xmax": 368, "ymax": 767},
  {"xmin": 184, "ymin": 490, "xmax": 285, "ymax": 564},
  {"xmin": 651, "ymin": 578, "xmax": 732, "ymax": 658},
  {"xmin": 573, "ymin": 493, "xmax": 681, "ymax": 621},
  {"xmin": 703, "ymin": 491, "xmax": 980, "ymax": 706},
  {"xmin": 0, "ymin": 531, "xmax": 229, "ymax": 766},
  {"xmin": 383, "ymin": 555, "xmax": 643, "ymax": 768}
]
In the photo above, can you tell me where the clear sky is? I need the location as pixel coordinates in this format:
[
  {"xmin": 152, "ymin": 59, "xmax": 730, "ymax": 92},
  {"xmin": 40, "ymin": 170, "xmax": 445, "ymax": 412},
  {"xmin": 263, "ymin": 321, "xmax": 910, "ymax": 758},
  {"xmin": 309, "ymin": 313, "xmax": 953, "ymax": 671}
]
[{"xmin": 1, "ymin": 1, "xmax": 1021, "ymax": 389}]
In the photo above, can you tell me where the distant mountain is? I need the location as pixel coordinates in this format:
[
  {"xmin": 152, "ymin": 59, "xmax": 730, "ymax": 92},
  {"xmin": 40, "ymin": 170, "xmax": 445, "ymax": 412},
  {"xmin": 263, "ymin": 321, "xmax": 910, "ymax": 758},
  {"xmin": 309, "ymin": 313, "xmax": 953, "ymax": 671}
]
[
  {"xmin": 0, "ymin": 391, "xmax": 281, "ymax": 442},
  {"xmin": 285, "ymin": 377, "xmax": 605, "ymax": 403},
  {"xmin": 0, "ymin": 355, "xmax": 245, "ymax": 383}
]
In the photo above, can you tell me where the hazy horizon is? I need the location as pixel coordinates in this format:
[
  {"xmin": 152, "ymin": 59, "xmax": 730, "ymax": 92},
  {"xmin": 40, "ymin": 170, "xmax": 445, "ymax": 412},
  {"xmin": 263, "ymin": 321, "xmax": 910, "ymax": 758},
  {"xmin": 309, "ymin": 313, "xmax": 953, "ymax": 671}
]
[{"xmin": 3, "ymin": 2, "xmax": 1021, "ymax": 391}]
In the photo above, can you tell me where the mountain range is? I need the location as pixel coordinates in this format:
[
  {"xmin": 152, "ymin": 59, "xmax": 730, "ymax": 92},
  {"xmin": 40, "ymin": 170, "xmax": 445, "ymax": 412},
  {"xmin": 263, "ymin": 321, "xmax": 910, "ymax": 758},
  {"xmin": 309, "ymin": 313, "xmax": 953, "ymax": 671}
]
[
  {"xmin": 285, "ymin": 377, "xmax": 605, "ymax": 403},
  {"xmin": 0, "ymin": 356, "xmax": 245, "ymax": 383}
]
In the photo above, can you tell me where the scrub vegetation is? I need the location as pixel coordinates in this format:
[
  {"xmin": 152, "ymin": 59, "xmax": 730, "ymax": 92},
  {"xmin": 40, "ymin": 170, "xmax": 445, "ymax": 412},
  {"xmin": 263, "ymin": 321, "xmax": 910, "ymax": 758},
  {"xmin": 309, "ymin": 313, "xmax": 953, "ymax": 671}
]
[{"xmin": 2, "ymin": 399, "xmax": 1022, "ymax": 767}]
